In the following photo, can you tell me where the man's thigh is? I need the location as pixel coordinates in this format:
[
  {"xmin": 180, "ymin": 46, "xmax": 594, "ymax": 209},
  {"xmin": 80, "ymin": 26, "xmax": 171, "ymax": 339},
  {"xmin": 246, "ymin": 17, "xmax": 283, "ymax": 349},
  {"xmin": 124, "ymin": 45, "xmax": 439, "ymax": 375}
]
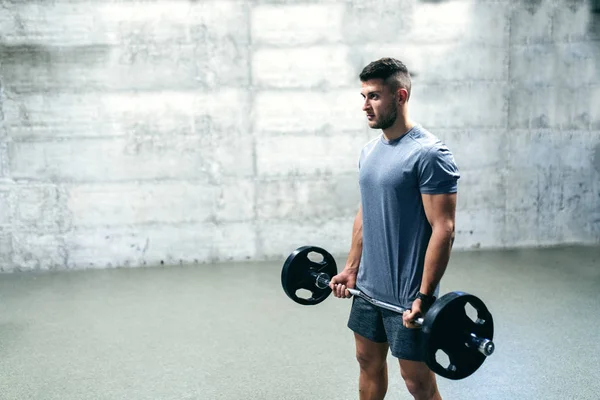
[
  {"xmin": 381, "ymin": 309, "xmax": 426, "ymax": 362},
  {"xmin": 354, "ymin": 332, "xmax": 389, "ymax": 365},
  {"xmin": 347, "ymin": 295, "xmax": 388, "ymax": 344}
]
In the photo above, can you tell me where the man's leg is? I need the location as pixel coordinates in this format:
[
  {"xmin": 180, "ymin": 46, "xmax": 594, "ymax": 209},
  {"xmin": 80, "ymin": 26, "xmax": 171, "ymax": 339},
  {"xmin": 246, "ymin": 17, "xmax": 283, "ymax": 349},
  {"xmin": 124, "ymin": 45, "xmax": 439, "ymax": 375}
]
[
  {"xmin": 381, "ymin": 308, "xmax": 442, "ymax": 400},
  {"xmin": 355, "ymin": 333, "xmax": 389, "ymax": 400},
  {"xmin": 398, "ymin": 359, "xmax": 441, "ymax": 400},
  {"xmin": 347, "ymin": 296, "xmax": 390, "ymax": 400}
]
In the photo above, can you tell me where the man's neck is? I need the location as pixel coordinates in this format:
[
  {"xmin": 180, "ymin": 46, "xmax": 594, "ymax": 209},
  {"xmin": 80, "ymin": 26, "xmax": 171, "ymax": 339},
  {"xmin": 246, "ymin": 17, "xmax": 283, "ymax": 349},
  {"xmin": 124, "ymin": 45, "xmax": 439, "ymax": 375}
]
[{"xmin": 382, "ymin": 118, "xmax": 415, "ymax": 142}]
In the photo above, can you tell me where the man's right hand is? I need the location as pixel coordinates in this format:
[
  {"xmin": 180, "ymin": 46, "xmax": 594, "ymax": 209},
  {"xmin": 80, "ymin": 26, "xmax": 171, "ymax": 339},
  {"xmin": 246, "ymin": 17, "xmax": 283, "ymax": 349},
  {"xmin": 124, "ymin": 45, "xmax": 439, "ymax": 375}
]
[{"xmin": 329, "ymin": 269, "xmax": 358, "ymax": 298}]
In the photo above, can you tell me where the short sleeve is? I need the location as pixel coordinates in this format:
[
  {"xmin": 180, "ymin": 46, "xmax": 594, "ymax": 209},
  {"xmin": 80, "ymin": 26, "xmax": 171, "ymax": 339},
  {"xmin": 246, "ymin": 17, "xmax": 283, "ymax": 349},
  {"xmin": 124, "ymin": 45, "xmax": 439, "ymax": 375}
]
[{"xmin": 418, "ymin": 145, "xmax": 460, "ymax": 194}]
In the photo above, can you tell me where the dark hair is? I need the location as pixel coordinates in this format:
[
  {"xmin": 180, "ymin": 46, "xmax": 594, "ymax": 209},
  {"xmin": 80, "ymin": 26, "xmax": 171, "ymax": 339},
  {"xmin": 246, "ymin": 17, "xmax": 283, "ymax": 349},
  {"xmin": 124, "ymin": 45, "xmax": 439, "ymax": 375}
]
[{"xmin": 359, "ymin": 58, "xmax": 412, "ymax": 100}]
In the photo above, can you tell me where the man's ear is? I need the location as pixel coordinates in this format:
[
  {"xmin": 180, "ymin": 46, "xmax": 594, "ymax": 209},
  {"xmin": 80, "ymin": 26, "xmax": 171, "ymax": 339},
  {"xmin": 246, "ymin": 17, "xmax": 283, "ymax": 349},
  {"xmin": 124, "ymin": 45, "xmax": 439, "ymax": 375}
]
[{"xmin": 397, "ymin": 88, "xmax": 408, "ymax": 104}]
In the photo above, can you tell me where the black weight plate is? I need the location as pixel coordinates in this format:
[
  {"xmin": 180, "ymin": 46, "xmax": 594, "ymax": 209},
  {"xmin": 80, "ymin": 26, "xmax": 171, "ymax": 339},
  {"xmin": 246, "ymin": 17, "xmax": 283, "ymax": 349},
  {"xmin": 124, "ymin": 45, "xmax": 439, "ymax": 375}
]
[
  {"xmin": 421, "ymin": 291, "xmax": 494, "ymax": 380},
  {"xmin": 281, "ymin": 246, "xmax": 338, "ymax": 305}
]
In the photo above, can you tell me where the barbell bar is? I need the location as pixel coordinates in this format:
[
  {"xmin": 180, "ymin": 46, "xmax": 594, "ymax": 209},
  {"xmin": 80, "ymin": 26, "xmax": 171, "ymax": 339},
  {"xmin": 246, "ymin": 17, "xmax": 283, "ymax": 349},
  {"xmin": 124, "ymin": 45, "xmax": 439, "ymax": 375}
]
[
  {"xmin": 312, "ymin": 270, "xmax": 495, "ymax": 357},
  {"xmin": 281, "ymin": 245, "xmax": 496, "ymax": 380}
]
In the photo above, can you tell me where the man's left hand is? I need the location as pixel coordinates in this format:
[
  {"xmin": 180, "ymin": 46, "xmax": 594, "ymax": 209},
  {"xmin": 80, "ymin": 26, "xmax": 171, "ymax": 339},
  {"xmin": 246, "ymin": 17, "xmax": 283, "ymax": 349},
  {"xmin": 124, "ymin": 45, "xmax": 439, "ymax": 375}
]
[{"xmin": 402, "ymin": 299, "xmax": 424, "ymax": 329}]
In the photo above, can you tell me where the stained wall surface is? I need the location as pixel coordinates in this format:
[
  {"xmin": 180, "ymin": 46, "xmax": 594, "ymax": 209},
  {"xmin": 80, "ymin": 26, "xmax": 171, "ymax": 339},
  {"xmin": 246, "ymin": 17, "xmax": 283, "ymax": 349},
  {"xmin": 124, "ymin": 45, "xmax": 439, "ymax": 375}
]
[{"xmin": 0, "ymin": 0, "xmax": 599, "ymax": 271}]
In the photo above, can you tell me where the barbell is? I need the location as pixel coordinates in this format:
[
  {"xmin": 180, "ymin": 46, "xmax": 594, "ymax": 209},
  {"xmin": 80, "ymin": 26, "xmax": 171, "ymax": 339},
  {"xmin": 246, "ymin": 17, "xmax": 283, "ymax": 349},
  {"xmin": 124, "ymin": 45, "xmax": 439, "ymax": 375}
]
[{"xmin": 281, "ymin": 245, "xmax": 495, "ymax": 380}]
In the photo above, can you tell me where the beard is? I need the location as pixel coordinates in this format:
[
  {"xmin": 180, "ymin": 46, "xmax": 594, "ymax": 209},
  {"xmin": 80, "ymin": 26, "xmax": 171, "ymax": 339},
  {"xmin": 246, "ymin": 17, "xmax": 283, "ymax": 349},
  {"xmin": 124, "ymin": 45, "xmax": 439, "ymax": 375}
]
[{"xmin": 370, "ymin": 101, "xmax": 398, "ymax": 130}]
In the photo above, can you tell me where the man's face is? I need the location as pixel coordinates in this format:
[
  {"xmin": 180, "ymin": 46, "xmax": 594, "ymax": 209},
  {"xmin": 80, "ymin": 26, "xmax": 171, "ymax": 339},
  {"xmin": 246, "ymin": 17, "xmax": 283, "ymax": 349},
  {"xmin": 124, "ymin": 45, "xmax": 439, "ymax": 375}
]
[{"xmin": 360, "ymin": 79, "xmax": 398, "ymax": 130}]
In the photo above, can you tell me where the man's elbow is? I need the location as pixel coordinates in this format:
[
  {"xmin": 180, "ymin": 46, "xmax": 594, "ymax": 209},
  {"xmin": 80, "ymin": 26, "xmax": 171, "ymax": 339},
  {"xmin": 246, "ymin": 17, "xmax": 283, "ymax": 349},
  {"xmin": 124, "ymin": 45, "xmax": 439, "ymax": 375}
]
[{"xmin": 432, "ymin": 220, "xmax": 455, "ymax": 239}]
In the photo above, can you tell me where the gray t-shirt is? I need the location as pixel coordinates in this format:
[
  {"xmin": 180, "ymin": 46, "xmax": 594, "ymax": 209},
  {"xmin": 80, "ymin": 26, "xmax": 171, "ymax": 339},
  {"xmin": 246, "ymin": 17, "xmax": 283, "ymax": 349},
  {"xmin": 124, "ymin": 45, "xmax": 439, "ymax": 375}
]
[{"xmin": 357, "ymin": 124, "xmax": 460, "ymax": 308}]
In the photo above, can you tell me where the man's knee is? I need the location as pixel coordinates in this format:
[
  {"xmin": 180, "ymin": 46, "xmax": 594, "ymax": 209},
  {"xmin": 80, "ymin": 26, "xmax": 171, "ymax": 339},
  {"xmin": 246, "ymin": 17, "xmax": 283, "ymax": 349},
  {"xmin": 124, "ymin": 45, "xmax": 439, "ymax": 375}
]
[
  {"xmin": 400, "ymin": 361, "xmax": 437, "ymax": 399},
  {"xmin": 356, "ymin": 350, "xmax": 386, "ymax": 373},
  {"xmin": 354, "ymin": 334, "xmax": 388, "ymax": 374},
  {"xmin": 402, "ymin": 376, "xmax": 435, "ymax": 398}
]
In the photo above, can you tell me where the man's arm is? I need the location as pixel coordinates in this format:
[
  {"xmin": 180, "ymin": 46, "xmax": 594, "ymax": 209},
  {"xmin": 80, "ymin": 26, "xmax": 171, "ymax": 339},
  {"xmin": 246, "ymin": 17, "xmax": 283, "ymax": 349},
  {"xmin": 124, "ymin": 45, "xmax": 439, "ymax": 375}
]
[
  {"xmin": 345, "ymin": 204, "xmax": 363, "ymax": 272},
  {"xmin": 330, "ymin": 205, "xmax": 362, "ymax": 298},
  {"xmin": 419, "ymin": 192, "xmax": 457, "ymax": 296}
]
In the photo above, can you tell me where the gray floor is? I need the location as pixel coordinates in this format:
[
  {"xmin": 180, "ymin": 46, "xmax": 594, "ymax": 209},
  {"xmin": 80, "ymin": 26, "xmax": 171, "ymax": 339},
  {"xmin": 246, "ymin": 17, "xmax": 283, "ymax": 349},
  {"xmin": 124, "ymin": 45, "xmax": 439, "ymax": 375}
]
[{"xmin": 1, "ymin": 246, "xmax": 599, "ymax": 400}]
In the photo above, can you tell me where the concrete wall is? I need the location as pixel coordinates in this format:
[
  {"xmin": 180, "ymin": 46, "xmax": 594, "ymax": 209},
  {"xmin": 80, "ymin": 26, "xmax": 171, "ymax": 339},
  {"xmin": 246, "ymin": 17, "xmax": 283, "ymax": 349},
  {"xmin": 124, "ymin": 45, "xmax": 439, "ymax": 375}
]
[{"xmin": 0, "ymin": 0, "xmax": 599, "ymax": 272}]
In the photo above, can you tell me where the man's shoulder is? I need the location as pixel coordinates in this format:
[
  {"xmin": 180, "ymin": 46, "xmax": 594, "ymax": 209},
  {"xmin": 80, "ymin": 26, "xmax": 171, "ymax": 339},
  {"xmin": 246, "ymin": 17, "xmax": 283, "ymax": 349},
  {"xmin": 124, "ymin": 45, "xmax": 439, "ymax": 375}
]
[
  {"xmin": 407, "ymin": 125, "xmax": 451, "ymax": 156},
  {"xmin": 361, "ymin": 135, "xmax": 380, "ymax": 151},
  {"xmin": 359, "ymin": 135, "xmax": 381, "ymax": 158}
]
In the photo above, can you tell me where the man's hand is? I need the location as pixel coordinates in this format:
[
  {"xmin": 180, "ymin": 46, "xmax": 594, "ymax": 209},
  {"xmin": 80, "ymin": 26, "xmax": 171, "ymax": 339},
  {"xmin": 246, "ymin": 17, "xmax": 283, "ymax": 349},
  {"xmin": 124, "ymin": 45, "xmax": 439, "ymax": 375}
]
[
  {"xmin": 329, "ymin": 269, "xmax": 357, "ymax": 298},
  {"xmin": 402, "ymin": 299, "xmax": 424, "ymax": 329}
]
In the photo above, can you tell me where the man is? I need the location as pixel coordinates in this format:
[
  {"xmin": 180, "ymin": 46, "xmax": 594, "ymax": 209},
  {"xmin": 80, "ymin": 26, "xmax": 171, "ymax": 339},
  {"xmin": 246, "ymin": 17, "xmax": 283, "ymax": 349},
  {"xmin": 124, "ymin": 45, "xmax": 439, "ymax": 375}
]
[{"xmin": 329, "ymin": 58, "xmax": 460, "ymax": 400}]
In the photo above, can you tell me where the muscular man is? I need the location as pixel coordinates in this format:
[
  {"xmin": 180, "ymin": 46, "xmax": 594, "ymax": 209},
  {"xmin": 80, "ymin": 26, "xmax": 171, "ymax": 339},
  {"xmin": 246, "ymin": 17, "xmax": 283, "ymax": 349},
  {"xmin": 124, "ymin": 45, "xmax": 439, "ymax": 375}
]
[{"xmin": 329, "ymin": 58, "xmax": 460, "ymax": 400}]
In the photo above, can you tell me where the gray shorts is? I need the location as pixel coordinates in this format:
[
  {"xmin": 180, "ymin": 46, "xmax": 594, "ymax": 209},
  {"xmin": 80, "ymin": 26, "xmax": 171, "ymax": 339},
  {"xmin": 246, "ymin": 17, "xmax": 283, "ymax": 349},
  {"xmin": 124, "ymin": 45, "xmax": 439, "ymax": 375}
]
[{"xmin": 347, "ymin": 294, "xmax": 425, "ymax": 362}]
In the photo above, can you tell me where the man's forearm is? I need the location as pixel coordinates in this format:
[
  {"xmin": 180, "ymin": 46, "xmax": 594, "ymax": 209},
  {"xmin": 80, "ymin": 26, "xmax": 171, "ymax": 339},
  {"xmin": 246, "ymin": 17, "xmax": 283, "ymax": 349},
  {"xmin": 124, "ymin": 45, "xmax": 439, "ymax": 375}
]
[
  {"xmin": 420, "ymin": 224, "xmax": 455, "ymax": 296},
  {"xmin": 345, "ymin": 207, "xmax": 363, "ymax": 272}
]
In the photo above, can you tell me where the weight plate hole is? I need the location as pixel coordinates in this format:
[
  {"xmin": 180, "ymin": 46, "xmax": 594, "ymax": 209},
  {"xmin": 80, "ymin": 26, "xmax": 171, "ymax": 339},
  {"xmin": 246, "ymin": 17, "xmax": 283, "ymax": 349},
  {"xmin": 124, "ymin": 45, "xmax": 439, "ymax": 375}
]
[
  {"xmin": 435, "ymin": 349, "xmax": 451, "ymax": 370},
  {"xmin": 464, "ymin": 301, "xmax": 479, "ymax": 323},
  {"xmin": 307, "ymin": 251, "xmax": 324, "ymax": 264},
  {"xmin": 295, "ymin": 289, "xmax": 313, "ymax": 300}
]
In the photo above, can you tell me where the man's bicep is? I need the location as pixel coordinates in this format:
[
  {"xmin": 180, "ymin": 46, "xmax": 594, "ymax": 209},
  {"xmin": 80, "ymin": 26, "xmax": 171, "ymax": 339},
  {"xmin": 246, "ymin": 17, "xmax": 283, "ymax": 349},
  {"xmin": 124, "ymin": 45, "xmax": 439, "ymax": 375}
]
[{"xmin": 421, "ymin": 192, "xmax": 457, "ymax": 229}]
